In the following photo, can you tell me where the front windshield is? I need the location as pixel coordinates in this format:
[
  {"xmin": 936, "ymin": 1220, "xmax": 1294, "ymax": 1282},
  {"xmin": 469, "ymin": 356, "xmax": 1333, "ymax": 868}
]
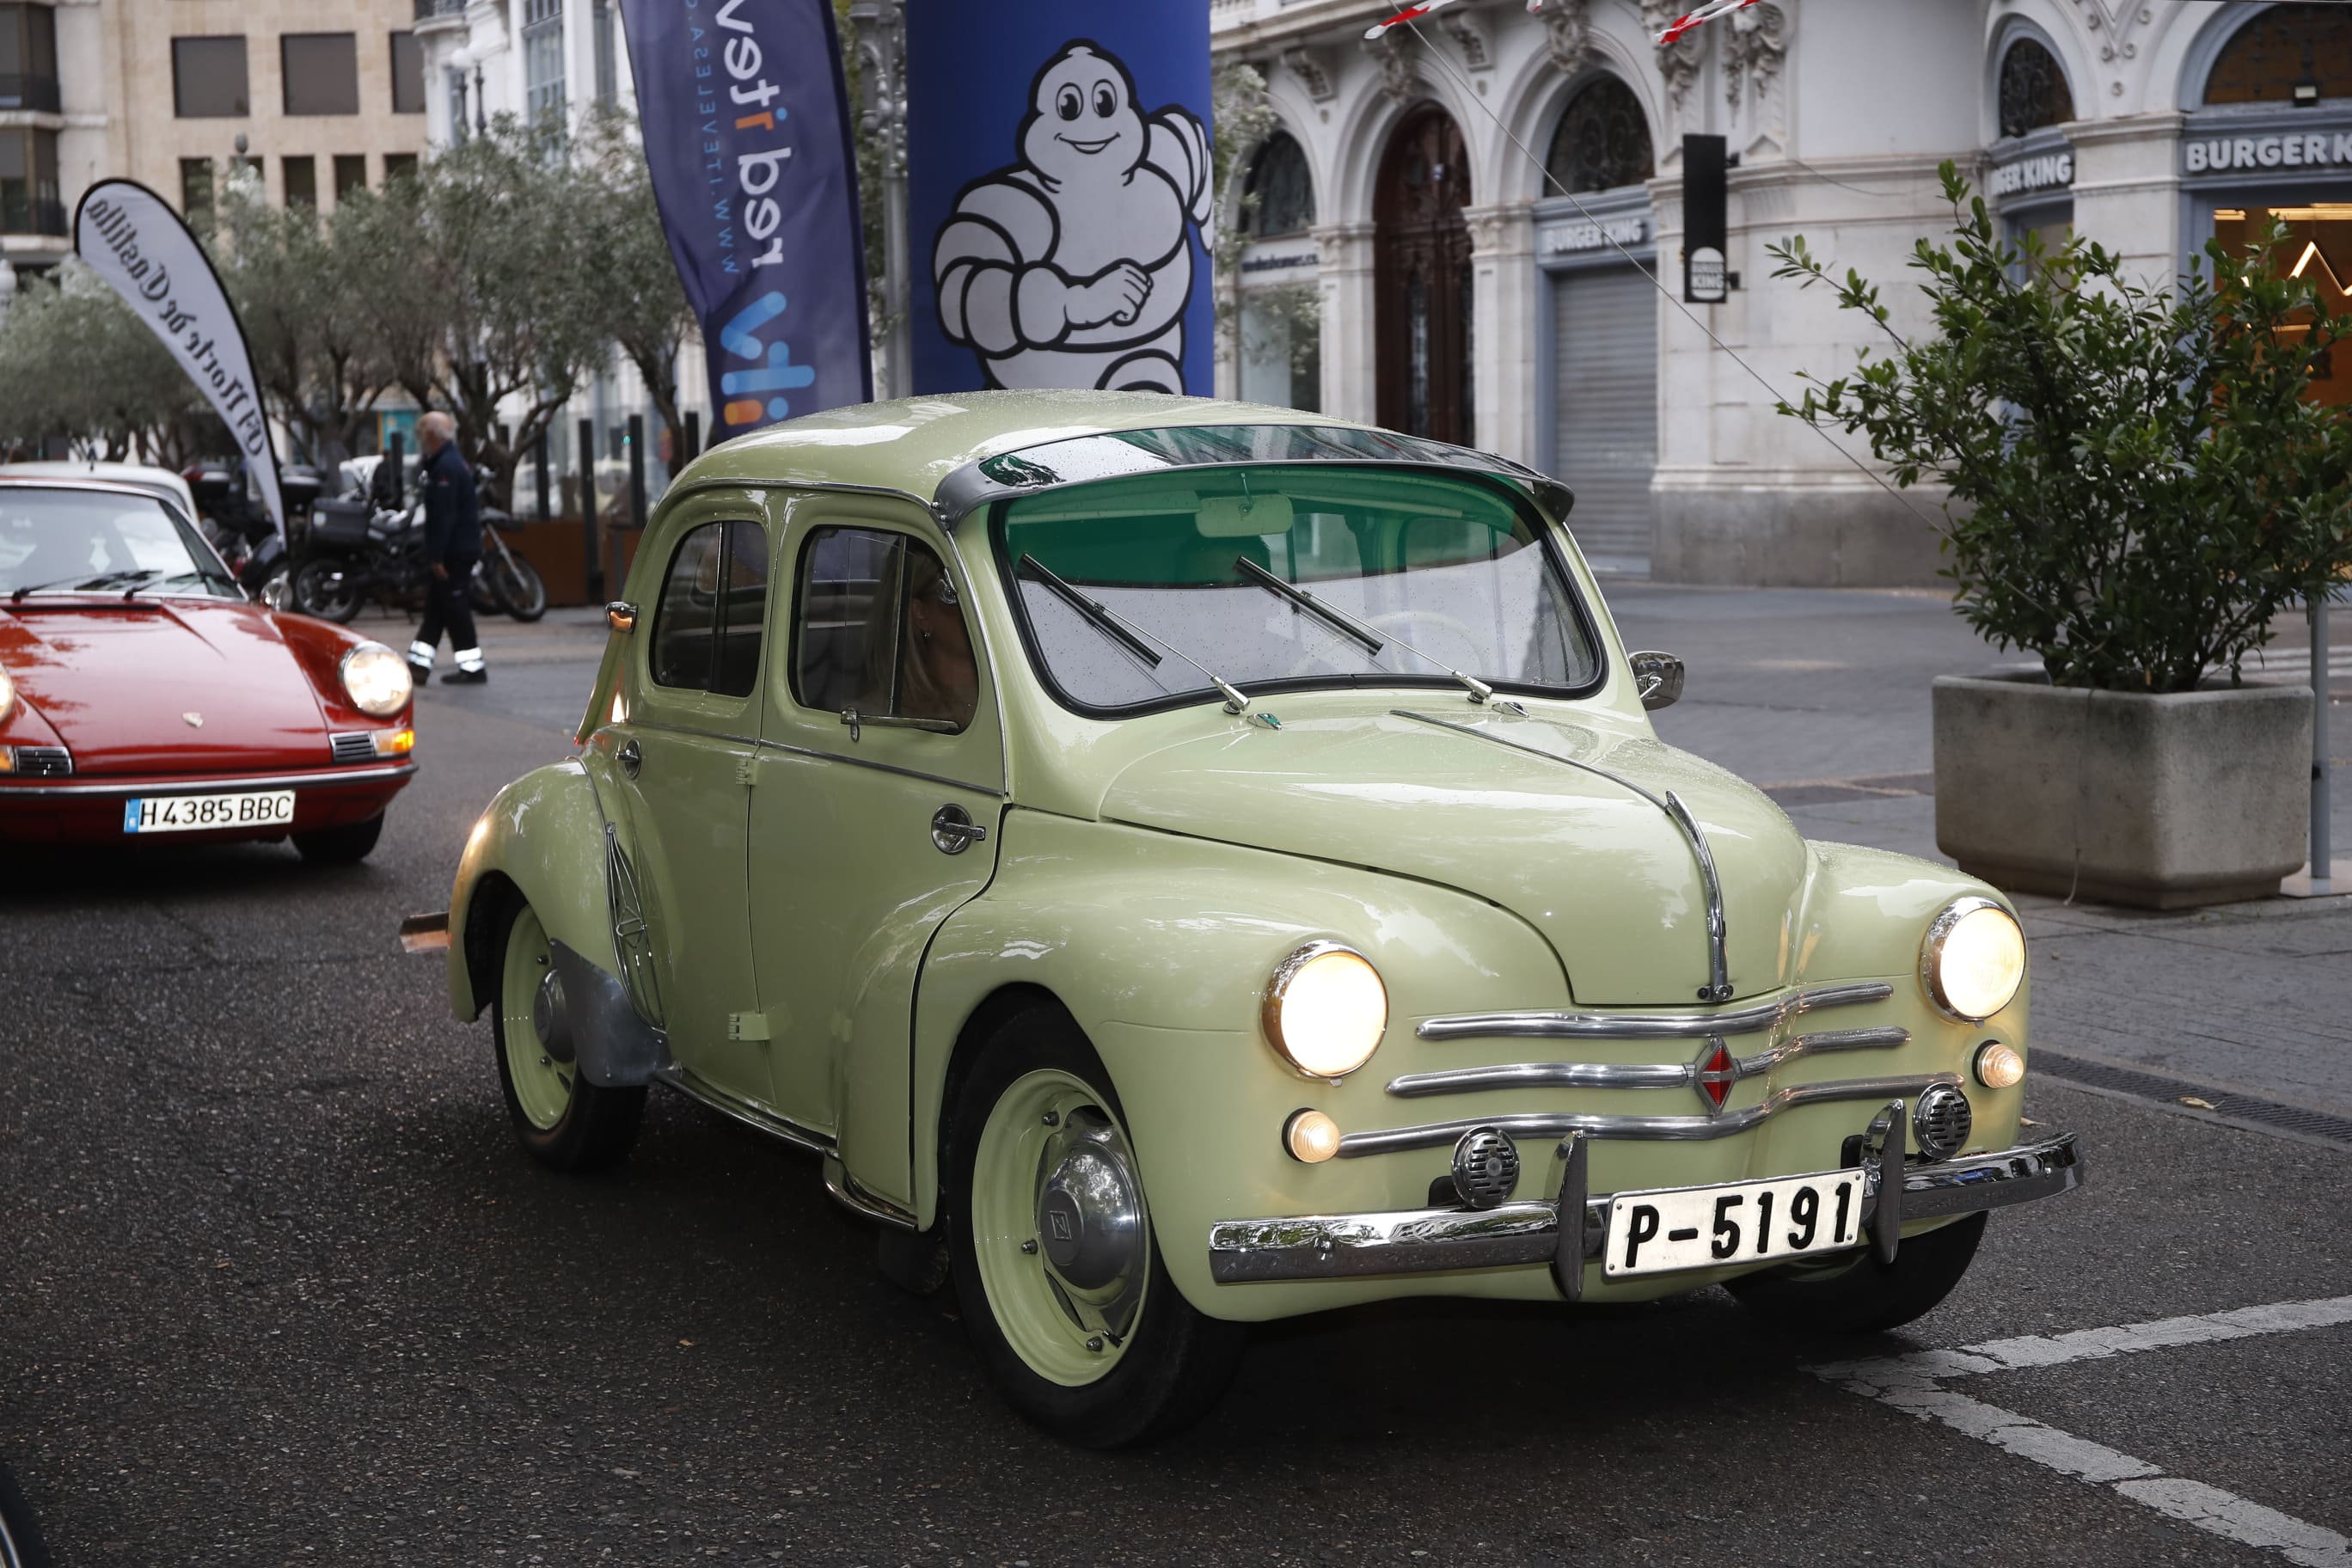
[
  {"xmin": 994, "ymin": 464, "xmax": 1601, "ymax": 714},
  {"xmin": 0, "ymin": 488, "xmax": 237, "ymax": 600}
]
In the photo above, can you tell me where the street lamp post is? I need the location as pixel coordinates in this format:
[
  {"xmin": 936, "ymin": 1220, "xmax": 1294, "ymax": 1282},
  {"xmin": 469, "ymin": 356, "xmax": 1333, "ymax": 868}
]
[{"xmin": 848, "ymin": 0, "xmax": 911, "ymax": 398}]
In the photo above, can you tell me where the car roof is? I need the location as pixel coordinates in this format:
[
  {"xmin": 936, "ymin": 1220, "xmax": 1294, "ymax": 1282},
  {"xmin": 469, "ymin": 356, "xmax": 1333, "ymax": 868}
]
[
  {"xmin": 674, "ymin": 392, "xmax": 1372, "ymax": 506},
  {"xmin": 0, "ymin": 462, "xmax": 198, "ymax": 515}
]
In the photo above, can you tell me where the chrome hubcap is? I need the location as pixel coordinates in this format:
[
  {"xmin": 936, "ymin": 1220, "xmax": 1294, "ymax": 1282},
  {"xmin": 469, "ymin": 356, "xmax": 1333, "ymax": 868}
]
[{"xmin": 1033, "ymin": 1109, "xmax": 1145, "ymax": 1338}]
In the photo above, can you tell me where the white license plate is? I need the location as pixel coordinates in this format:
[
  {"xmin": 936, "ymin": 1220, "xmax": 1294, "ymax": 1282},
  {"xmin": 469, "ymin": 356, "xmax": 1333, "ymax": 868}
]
[
  {"xmin": 1605, "ymin": 1168, "xmax": 1868, "ymax": 1277},
  {"xmin": 121, "ymin": 790, "xmax": 296, "ymax": 834}
]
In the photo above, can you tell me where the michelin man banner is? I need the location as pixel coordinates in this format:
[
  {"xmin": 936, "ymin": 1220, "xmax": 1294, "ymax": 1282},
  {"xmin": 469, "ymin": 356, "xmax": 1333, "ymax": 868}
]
[
  {"xmin": 616, "ymin": 0, "xmax": 871, "ymax": 440},
  {"xmin": 73, "ymin": 181, "xmax": 285, "ymax": 536},
  {"xmin": 909, "ymin": 1, "xmax": 1215, "ymax": 395}
]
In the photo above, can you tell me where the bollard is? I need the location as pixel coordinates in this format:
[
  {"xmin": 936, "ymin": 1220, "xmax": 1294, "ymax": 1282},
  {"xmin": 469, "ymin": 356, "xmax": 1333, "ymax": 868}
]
[
  {"xmin": 681, "ymin": 409, "xmax": 701, "ymax": 464},
  {"xmin": 386, "ymin": 431, "xmax": 404, "ymax": 507},
  {"xmin": 534, "ymin": 432, "xmax": 550, "ymax": 522},
  {"xmin": 2316, "ymin": 593, "xmax": 2335, "ymax": 896},
  {"xmin": 628, "ymin": 413, "xmax": 647, "ymax": 531},
  {"xmin": 580, "ymin": 416, "xmax": 602, "ymax": 603}
]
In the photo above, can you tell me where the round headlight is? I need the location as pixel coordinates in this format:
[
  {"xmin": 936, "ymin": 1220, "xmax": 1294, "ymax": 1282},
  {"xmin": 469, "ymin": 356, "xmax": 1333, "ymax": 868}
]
[
  {"xmin": 340, "ymin": 642, "xmax": 413, "ymax": 718},
  {"xmin": 1263, "ymin": 943, "xmax": 1387, "ymax": 1080},
  {"xmin": 0, "ymin": 664, "xmax": 15, "ymax": 727},
  {"xmin": 1921, "ymin": 897, "xmax": 2026, "ymax": 1022}
]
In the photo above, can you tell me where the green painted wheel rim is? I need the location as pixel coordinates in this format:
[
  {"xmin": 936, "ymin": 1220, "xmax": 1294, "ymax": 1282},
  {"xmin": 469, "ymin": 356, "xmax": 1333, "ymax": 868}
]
[
  {"xmin": 500, "ymin": 905, "xmax": 573, "ymax": 1130},
  {"xmin": 971, "ymin": 1067, "xmax": 1150, "ymax": 1388}
]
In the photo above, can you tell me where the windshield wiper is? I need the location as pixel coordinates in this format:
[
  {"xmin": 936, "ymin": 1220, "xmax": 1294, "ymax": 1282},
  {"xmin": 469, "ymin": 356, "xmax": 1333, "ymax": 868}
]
[
  {"xmin": 9, "ymin": 570, "xmax": 147, "ymax": 603},
  {"xmin": 1018, "ymin": 554, "xmax": 1253, "ymax": 714},
  {"xmin": 1230, "ymin": 556, "xmax": 1520, "ymax": 711}
]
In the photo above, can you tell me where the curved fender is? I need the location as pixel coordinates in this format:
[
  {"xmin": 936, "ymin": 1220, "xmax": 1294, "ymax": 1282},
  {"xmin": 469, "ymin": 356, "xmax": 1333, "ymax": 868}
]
[
  {"xmin": 905, "ymin": 812, "xmax": 1570, "ymax": 1277},
  {"xmin": 447, "ymin": 754, "xmax": 668, "ymax": 1087}
]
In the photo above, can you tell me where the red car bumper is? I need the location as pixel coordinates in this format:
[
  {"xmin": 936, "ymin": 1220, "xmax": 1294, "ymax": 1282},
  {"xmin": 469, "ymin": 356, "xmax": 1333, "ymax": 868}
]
[{"xmin": 0, "ymin": 760, "xmax": 416, "ymax": 847}]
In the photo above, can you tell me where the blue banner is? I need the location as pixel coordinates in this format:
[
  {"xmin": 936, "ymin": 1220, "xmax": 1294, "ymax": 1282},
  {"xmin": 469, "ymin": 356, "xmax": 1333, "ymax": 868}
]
[
  {"xmin": 907, "ymin": 1, "xmax": 1214, "ymax": 396},
  {"xmin": 617, "ymin": 0, "xmax": 871, "ymax": 440}
]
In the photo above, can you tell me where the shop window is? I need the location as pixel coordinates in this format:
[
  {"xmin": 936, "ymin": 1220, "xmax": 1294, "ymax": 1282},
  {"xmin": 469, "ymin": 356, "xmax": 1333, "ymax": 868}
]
[
  {"xmin": 1543, "ymin": 76, "xmax": 1654, "ymax": 196},
  {"xmin": 2206, "ymin": 5, "xmax": 2352, "ymax": 107},
  {"xmin": 172, "ymin": 36, "xmax": 248, "ymax": 118},
  {"xmin": 389, "ymin": 32, "xmax": 425, "ymax": 114},
  {"xmin": 2215, "ymin": 205, "xmax": 2352, "ymax": 407},
  {"xmin": 1998, "ymin": 38, "xmax": 2073, "ymax": 138},
  {"xmin": 1239, "ymin": 292, "xmax": 1321, "ymax": 413},
  {"xmin": 1245, "ymin": 132, "xmax": 1315, "ymax": 237},
  {"xmin": 284, "ymin": 155, "xmax": 316, "ymax": 209},
  {"xmin": 282, "ymin": 34, "xmax": 358, "ymax": 117}
]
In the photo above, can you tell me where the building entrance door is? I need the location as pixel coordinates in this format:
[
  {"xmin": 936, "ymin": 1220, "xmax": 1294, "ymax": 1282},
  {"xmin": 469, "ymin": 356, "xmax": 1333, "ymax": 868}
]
[{"xmin": 1375, "ymin": 104, "xmax": 1474, "ymax": 444}]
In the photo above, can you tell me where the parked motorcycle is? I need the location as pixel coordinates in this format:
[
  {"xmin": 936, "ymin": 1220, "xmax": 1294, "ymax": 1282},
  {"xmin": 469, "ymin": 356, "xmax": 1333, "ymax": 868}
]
[
  {"xmin": 290, "ymin": 494, "xmax": 546, "ymax": 626},
  {"xmin": 185, "ymin": 461, "xmax": 321, "ymax": 609}
]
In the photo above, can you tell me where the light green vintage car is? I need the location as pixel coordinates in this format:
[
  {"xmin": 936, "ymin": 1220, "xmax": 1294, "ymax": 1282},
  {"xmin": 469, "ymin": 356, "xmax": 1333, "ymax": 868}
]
[{"xmin": 438, "ymin": 393, "xmax": 2081, "ymax": 1446}]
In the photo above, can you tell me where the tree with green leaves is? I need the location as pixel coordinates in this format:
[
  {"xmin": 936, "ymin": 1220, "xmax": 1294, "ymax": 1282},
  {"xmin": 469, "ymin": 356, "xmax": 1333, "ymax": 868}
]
[
  {"xmin": 579, "ymin": 108, "xmax": 698, "ymax": 462},
  {"xmin": 0, "ymin": 260, "xmax": 207, "ymax": 462},
  {"xmin": 1772, "ymin": 162, "xmax": 2352, "ymax": 693}
]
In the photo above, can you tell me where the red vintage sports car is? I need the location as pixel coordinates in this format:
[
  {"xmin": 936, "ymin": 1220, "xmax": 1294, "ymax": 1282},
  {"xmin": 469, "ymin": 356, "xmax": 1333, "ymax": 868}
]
[{"xmin": 0, "ymin": 476, "xmax": 415, "ymax": 861}]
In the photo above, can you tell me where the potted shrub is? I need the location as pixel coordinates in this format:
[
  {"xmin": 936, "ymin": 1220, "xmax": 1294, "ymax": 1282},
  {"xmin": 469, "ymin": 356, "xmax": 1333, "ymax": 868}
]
[{"xmin": 1767, "ymin": 166, "xmax": 2352, "ymax": 907}]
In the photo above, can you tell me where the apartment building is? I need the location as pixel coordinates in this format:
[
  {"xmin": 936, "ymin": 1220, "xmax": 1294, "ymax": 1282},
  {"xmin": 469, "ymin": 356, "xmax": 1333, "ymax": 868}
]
[{"xmin": 0, "ymin": 0, "xmax": 428, "ymax": 281}]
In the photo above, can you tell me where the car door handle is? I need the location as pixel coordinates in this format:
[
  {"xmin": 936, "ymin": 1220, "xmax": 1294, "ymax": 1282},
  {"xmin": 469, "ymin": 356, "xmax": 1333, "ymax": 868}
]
[
  {"xmin": 618, "ymin": 738, "xmax": 642, "ymax": 779},
  {"xmin": 930, "ymin": 804, "xmax": 988, "ymax": 854}
]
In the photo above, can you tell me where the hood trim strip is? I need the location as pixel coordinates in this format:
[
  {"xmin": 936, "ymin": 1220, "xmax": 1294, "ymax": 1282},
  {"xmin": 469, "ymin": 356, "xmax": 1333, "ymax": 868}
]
[
  {"xmin": 1417, "ymin": 980, "xmax": 1895, "ymax": 1043},
  {"xmin": 1335, "ymin": 1072, "xmax": 1963, "ymax": 1153},
  {"xmin": 1386, "ymin": 1025, "xmax": 1912, "ymax": 1099},
  {"xmin": 1391, "ymin": 708, "xmax": 1734, "ymax": 1003}
]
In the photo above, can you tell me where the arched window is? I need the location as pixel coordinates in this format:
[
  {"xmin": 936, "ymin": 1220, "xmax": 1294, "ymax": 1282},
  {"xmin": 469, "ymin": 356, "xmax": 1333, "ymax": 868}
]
[
  {"xmin": 2205, "ymin": 4, "xmax": 2352, "ymax": 106},
  {"xmin": 1543, "ymin": 76, "xmax": 1654, "ymax": 196},
  {"xmin": 1997, "ymin": 37, "xmax": 2073, "ymax": 139},
  {"xmin": 1244, "ymin": 132, "xmax": 1315, "ymax": 237}
]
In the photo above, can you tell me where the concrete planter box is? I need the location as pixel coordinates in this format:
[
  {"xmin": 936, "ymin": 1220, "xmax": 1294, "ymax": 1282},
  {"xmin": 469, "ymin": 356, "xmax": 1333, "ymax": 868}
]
[{"xmin": 1932, "ymin": 673, "xmax": 2313, "ymax": 909}]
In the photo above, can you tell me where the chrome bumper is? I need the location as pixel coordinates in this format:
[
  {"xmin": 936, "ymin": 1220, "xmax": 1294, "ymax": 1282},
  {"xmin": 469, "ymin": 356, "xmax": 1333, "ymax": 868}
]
[{"xmin": 1206, "ymin": 1130, "xmax": 2083, "ymax": 1287}]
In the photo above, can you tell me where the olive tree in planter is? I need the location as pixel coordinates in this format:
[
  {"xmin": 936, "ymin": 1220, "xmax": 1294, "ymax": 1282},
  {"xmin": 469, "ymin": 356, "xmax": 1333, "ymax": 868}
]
[{"xmin": 1770, "ymin": 164, "xmax": 2352, "ymax": 907}]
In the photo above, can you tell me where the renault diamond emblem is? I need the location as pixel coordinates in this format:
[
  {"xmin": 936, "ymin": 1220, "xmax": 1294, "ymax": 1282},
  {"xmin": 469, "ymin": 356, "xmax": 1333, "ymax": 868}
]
[
  {"xmin": 182, "ymin": 712, "xmax": 204, "ymax": 729},
  {"xmin": 1690, "ymin": 1034, "xmax": 1739, "ymax": 1116}
]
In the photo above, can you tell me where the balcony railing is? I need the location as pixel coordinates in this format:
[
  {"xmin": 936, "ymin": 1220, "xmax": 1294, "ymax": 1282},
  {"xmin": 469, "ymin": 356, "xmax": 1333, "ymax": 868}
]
[
  {"xmin": 0, "ymin": 75, "xmax": 62, "ymax": 114},
  {"xmin": 414, "ymin": 0, "xmax": 468, "ymax": 21},
  {"xmin": 0, "ymin": 196, "xmax": 69, "ymax": 237}
]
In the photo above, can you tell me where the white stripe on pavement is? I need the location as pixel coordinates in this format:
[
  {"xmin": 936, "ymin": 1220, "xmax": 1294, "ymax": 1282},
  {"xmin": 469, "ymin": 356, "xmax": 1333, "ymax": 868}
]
[{"xmin": 1814, "ymin": 1295, "xmax": 2352, "ymax": 1567}]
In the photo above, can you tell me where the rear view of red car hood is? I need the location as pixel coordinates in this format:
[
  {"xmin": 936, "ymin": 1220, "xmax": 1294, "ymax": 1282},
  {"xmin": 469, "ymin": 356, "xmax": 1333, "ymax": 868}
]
[{"xmin": 0, "ymin": 600, "xmax": 332, "ymax": 775}]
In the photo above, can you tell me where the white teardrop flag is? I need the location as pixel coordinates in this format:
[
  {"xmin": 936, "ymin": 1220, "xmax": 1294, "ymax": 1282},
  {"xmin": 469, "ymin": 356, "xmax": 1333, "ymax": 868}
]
[{"xmin": 72, "ymin": 179, "xmax": 285, "ymax": 537}]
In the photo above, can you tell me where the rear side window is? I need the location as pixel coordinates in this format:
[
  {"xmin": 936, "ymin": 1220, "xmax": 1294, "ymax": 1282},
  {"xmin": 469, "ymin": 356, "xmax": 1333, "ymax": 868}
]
[
  {"xmin": 792, "ymin": 526, "xmax": 977, "ymax": 732},
  {"xmin": 649, "ymin": 520, "xmax": 769, "ymax": 697}
]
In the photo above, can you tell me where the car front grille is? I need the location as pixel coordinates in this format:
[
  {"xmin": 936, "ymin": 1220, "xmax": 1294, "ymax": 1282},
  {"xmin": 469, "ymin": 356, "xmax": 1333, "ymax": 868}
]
[
  {"xmin": 7, "ymin": 746, "xmax": 72, "ymax": 777},
  {"xmin": 329, "ymin": 732, "xmax": 377, "ymax": 763}
]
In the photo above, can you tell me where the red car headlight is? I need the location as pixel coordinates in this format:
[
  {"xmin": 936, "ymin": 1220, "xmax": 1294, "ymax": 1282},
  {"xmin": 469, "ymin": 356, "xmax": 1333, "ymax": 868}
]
[{"xmin": 339, "ymin": 643, "xmax": 413, "ymax": 718}]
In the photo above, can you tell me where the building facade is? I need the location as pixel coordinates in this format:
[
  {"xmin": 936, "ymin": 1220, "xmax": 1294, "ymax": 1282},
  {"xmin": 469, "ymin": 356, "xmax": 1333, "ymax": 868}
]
[{"xmin": 1212, "ymin": 0, "xmax": 2352, "ymax": 583}]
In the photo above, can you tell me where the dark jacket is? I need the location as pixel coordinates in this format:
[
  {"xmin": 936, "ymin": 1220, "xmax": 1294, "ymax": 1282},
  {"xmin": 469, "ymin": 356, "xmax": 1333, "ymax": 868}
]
[{"xmin": 420, "ymin": 440, "xmax": 481, "ymax": 563}]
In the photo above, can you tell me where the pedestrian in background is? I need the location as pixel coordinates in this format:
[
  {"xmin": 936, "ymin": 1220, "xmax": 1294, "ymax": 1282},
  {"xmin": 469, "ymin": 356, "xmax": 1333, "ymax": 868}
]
[{"xmin": 407, "ymin": 410, "xmax": 488, "ymax": 685}]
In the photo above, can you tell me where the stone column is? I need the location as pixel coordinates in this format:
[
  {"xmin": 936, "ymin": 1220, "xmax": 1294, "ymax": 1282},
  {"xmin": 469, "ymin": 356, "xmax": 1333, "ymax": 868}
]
[
  {"xmin": 1466, "ymin": 201, "xmax": 1537, "ymax": 464},
  {"xmin": 2069, "ymin": 113, "xmax": 2186, "ymax": 291},
  {"xmin": 1314, "ymin": 219, "xmax": 1378, "ymax": 425}
]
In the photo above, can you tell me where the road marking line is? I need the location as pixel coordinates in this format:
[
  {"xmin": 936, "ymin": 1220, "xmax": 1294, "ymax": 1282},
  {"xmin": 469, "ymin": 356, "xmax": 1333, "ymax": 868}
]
[{"xmin": 1813, "ymin": 1295, "xmax": 2352, "ymax": 1566}]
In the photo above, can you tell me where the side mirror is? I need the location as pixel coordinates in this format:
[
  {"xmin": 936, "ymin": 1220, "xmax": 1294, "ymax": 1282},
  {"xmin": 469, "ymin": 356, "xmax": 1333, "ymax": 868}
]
[
  {"xmin": 1629, "ymin": 650, "xmax": 1684, "ymax": 711},
  {"xmin": 606, "ymin": 600, "xmax": 638, "ymax": 634}
]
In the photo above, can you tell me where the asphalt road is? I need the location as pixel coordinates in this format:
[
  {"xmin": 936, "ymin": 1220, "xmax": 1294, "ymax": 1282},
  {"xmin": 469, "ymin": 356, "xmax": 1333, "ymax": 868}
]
[{"xmin": 3, "ymin": 603, "xmax": 2349, "ymax": 1567}]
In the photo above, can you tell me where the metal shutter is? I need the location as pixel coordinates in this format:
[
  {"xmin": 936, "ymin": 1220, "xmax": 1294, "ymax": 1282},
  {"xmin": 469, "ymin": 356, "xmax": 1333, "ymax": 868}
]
[{"xmin": 1552, "ymin": 266, "xmax": 1657, "ymax": 569}]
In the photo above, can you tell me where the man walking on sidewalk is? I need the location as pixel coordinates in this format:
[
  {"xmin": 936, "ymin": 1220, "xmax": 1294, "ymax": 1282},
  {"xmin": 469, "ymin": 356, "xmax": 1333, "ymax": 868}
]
[{"xmin": 407, "ymin": 411, "xmax": 487, "ymax": 685}]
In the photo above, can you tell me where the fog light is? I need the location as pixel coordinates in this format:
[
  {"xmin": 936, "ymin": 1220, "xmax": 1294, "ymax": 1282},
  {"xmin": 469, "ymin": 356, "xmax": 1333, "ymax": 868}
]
[
  {"xmin": 1975, "ymin": 1040, "xmax": 2025, "ymax": 1090},
  {"xmin": 371, "ymin": 728, "xmax": 415, "ymax": 757},
  {"xmin": 1283, "ymin": 1108, "xmax": 1341, "ymax": 1164}
]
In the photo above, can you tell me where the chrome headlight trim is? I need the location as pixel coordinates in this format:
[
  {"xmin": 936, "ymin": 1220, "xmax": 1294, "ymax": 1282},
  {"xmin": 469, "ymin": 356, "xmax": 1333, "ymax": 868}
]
[
  {"xmin": 1262, "ymin": 940, "xmax": 1387, "ymax": 1081},
  {"xmin": 339, "ymin": 641, "xmax": 414, "ymax": 718},
  {"xmin": 1920, "ymin": 896, "xmax": 2026, "ymax": 1023}
]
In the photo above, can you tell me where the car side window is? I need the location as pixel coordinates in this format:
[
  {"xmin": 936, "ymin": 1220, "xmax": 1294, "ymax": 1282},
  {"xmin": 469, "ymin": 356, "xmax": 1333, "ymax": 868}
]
[
  {"xmin": 792, "ymin": 526, "xmax": 977, "ymax": 732},
  {"xmin": 650, "ymin": 520, "xmax": 769, "ymax": 698}
]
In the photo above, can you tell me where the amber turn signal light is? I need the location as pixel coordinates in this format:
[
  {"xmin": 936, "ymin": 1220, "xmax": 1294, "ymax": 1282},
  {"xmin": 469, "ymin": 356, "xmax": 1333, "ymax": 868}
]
[{"xmin": 1974, "ymin": 1040, "xmax": 2025, "ymax": 1090}]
